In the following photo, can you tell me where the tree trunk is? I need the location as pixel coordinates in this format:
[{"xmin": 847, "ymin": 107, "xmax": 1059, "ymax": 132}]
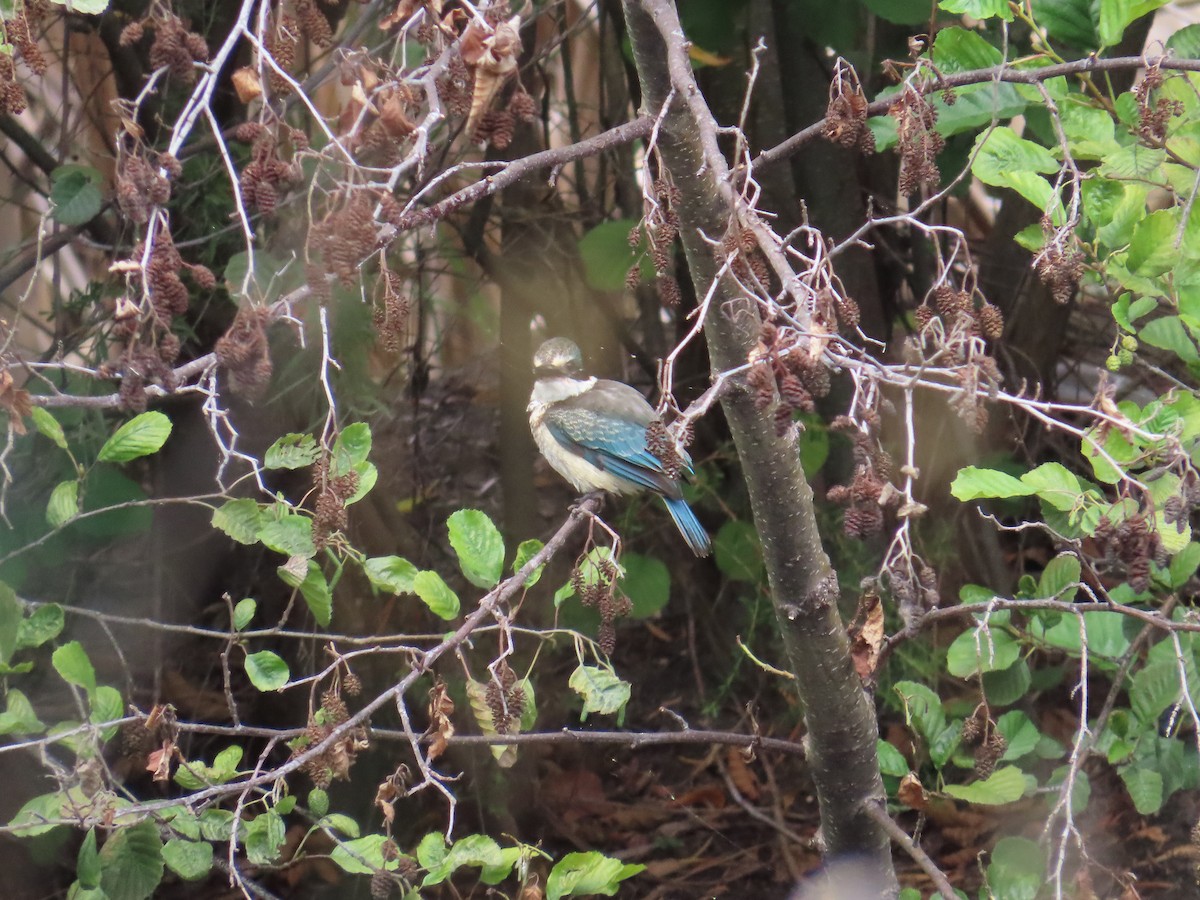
[{"xmin": 621, "ymin": 0, "xmax": 896, "ymax": 886}]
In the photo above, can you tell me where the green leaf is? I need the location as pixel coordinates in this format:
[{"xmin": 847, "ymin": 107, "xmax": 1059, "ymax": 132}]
[
  {"xmin": 212, "ymin": 499, "xmax": 266, "ymax": 545},
  {"xmin": 620, "ymin": 553, "xmax": 670, "ymax": 618},
  {"xmin": 99, "ymin": 819, "xmax": 164, "ymax": 900},
  {"xmin": 364, "ymin": 555, "xmax": 418, "ymax": 594},
  {"xmin": 1037, "ymin": 553, "xmax": 1081, "ymax": 601},
  {"xmin": 244, "ymin": 810, "xmax": 286, "ymax": 866},
  {"xmin": 421, "ymin": 833, "xmax": 505, "ymax": 886},
  {"xmin": 1031, "ymin": 0, "xmax": 1099, "ymax": 48},
  {"xmin": 277, "ymin": 559, "xmax": 331, "ymax": 626},
  {"xmin": 996, "ymin": 711, "xmax": 1041, "ymax": 760},
  {"xmin": 1129, "ymin": 659, "xmax": 1184, "ymax": 725},
  {"xmin": 198, "ymin": 809, "xmax": 236, "ymax": 841},
  {"xmin": 0, "ymin": 689, "xmax": 44, "ymax": 735},
  {"xmin": 49, "ymin": 165, "xmax": 103, "ymax": 226},
  {"xmin": 53, "ymin": 641, "xmax": 97, "ymax": 697},
  {"xmin": 1167, "ymin": 22, "xmax": 1200, "ymax": 58},
  {"xmin": 77, "ymin": 828, "xmax": 101, "ymax": 889},
  {"xmin": 1034, "ymin": 610, "xmax": 1130, "ymax": 660},
  {"xmin": 412, "ymin": 570, "xmax": 460, "ymax": 620},
  {"xmin": 578, "ymin": 219, "xmax": 647, "ymax": 292},
  {"xmin": 263, "ymin": 433, "xmax": 320, "ymax": 470},
  {"xmin": 1141, "ymin": 316, "xmax": 1200, "ymax": 364},
  {"xmin": 330, "ymin": 834, "xmax": 409, "ymax": 874},
  {"xmin": 546, "ymin": 851, "xmax": 645, "ymax": 899},
  {"xmin": 982, "ymin": 659, "xmax": 1032, "ymax": 706},
  {"xmin": 713, "ymin": 520, "xmax": 765, "ymax": 583},
  {"xmin": 971, "ymin": 127, "xmax": 1059, "ymax": 191},
  {"xmin": 9, "ymin": 790, "xmax": 65, "ymax": 836},
  {"xmin": 568, "ymin": 664, "xmax": 631, "ymax": 719},
  {"xmin": 245, "ymin": 650, "xmax": 289, "ymax": 691},
  {"xmin": 1098, "ymin": 0, "xmax": 1168, "ymax": 47},
  {"xmin": 933, "ymin": 27, "xmax": 1002, "ymax": 72},
  {"xmin": 946, "ymin": 626, "xmax": 1021, "ymax": 678},
  {"xmin": 860, "ymin": 0, "xmax": 932, "ymax": 24},
  {"xmin": 97, "ymin": 411, "xmax": 172, "ymax": 463},
  {"xmin": 1169, "ymin": 542, "xmax": 1200, "ymax": 588},
  {"xmin": 31, "ymin": 407, "xmax": 67, "ymax": 450},
  {"xmin": 1120, "ymin": 764, "xmax": 1164, "ymax": 814},
  {"xmin": 258, "ymin": 514, "xmax": 316, "ymax": 559},
  {"xmin": 330, "ymin": 423, "xmax": 371, "ymax": 478},
  {"xmin": 161, "ymin": 839, "xmax": 213, "ymax": 881},
  {"xmin": 232, "ymin": 598, "xmax": 256, "ymax": 631},
  {"xmin": 512, "ymin": 539, "xmax": 545, "ymax": 587},
  {"xmin": 877, "ymin": 739, "xmax": 910, "ymax": 777},
  {"xmin": 0, "ymin": 580, "xmax": 20, "ymax": 665},
  {"xmin": 943, "ymin": 766, "xmax": 1027, "ymax": 804},
  {"xmin": 950, "ymin": 466, "xmax": 1036, "ymax": 501},
  {"xmin": 986, "ymin": 837, "xmax": 1045, "ymax": 900},
  {"xmin": 49, "ymin": 0, "xmax": 110, "ymax": 13},
  {"xmin": 307, "ymin": 788, "xmax": 329, "ymax": 818},
  {"xmin": 938, "ymin": 0, "xmax": 1014, "ymax": 20},
  {"xmin": 447, "ymin": 509, "xmax": 504, "ymax": 589},
  {"xmin": 1021, "ymin": 462, "xmax": 1089, "ymax": 511},
  {"xmin": 894, "ymin": 681, "xmax": 947, "ymax": 746},
  {"xmin": 318, "ymin": 813, "xmax": 358, "ymax": 837},
  {"xmin": 91, "ymin": 685, "xmax": 123, "ymax": 738},
  {"xmin": 1128, "ymin": 208, "xmax": 1181, "ymax": 276},
  {"xmin": 46, "ymin": 479, "xmax": 79, "ymax": 528}
]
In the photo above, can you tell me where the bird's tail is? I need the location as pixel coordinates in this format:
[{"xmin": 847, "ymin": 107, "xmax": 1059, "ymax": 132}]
[{"xmin": 663, "ymin": 496, "xmax": 711, "ymax": 557}]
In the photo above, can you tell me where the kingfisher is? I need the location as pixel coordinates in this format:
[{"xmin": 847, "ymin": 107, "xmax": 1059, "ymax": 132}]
[{"xmin": 528, "ymin": 337, "xmax": 710, "ymax": 556}]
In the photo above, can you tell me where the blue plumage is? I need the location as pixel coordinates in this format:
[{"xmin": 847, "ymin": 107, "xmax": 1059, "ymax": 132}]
[{"xmin": 528, "ymin": 338, "xmax": 710, "ymax": 556}]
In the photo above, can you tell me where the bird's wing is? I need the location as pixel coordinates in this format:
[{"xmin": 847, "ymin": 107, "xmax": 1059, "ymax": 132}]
[{"xmin": 543, "ymin": 380, "xmax": 687, "ymax": 494}]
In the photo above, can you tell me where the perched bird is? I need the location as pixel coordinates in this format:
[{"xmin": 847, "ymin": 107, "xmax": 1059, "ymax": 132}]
[{"xmin": 528, "ymin": 337, "xmax": 710, "ymax": 556}]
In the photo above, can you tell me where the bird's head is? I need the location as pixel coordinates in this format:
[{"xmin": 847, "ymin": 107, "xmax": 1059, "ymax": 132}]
[{"xmin": 533, "ymin": 337, "xmax": 584, "ymax": 378}]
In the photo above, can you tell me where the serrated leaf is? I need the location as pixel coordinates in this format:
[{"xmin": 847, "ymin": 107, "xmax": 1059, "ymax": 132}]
[
  {"xmin": 546, "ymin": 851, "xmax": 645, "ymax": 900},
  {"xmin": 212, "ymin": 499, "xmax": 265, "ymax": 545},
  {"xmin": 713, "ymin": 520, "xmax": 765, "ymax": 583},
  {"xmin": 1038, "ymin": 553, "xmax": 1081, "ymax": 601},
  {"xmin": 942, "ymin": 766, "xmax": 1027, "ymax": 804},
  {"xmin": 950, "ymin": 466, "xmax": 1036, "ymax": 501},
  {"xmin": 277, "ymin": 559, "xmax": 330, "ymax": 626},
  {"xmin": 946, "ymin": 626, "xmax": 1020, "ymax": 678},
  {"xmin": 50, "ymin": 166, "xmax": 103, "ymax": 226},
  {"xmin": 245, "ymin": 651, "xmax": 289, "ymax": 691},
  {"xmin": 319, "ymin": 813, "xmax": 358, "ymax": 837},
  {"xmin": 52, "ymin": 640, "xmax": 96, "ymax": 696},
  {"xmin": 577, "ymin": 219, "xmax": 648, "ymax": 292},
  {"xmin": 568, "ymin": 665, "xmax": 630, "ymax": 719},
  {"xmin": 619, "ymin": 553, "xmax": 670, "ymax": 618},
  {"xmin": 244, "ymin": 810, "xmax": 285, "ymax": 866},
  {"xmin": 263, "ymin": 433, "xmax": 320, "ymax": 470},
  {"xmin": 330, "ymin": 423, "xmax": 371, "ymax": 478},
  {"xmin": 939, "ymin": 0, "xmax": 1014, "ymax": 20},
  {"xmin": 232, "ymin": 598, "xmax": 256, "ymax": 631},
  {"xmin": 877, "ymin": 739, "xmax": 909, "ymax": 777},
  {"xmin": 308, "ymin": 788, "xmax": 329, "ymax": 818},
  {"xmin": 97, "ymin": 411, "xmax": 172, "ymax": 463},
  {"xmin": 330, "ymin": 834, "xmax": 409, "ymax": 874},
  {"xmin": 0, "ymin": 580, "xmax": 19, "ymax": 666},
  {"xmin": 46, "ymin": 479, "xmax": 79, "ymax": 528},
  {"xmin": 1120, "ymin": 764, "xmax": 1164, "ymax": 814},
  {"xmin": 447, "ymin": 509, "xmax": 504, "ymax": 589},
  {"xmin": 99, "ymin": 819, "xmax": 164, "ymax": 900},
  {"xmin": 512, "ymin": 539, "xmax": 545, "ymax": 587},
  {"xmin": 161, "ymin": 839, "xmax": 213, "ymax": 881},
  {"xmin": 364, "ymin": 555, "xmax": 418, "ymax": 594},
  {"xmin": 412, "ymin": 570, "xmax": 460, "ymax": 620},
  {"xmin": 30, "ymin": 407, "xmax": 67, "ymax": 450},
  {"xmin": 259, "ymin": 514, "xmax": 316, "ymax": 559},
  {"xmin": 77, "ymin": 828, "xmax": 100, "ymax": 889},
  {"xmin": 466, "ymin": 678, "xmax": 521, "ymax": 767},
  {"xmin": 0, "ymin": 689, "xmax": 43, "ymax": 735}
]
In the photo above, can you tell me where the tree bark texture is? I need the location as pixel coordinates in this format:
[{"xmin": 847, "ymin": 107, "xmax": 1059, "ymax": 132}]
[{"xmin": 621, "ymin": 0, "xmax": 896, "ymax": 886}]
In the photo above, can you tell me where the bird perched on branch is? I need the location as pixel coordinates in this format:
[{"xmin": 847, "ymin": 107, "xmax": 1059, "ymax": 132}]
[{"xmin": 527, "ymin": 337, "xmax": 710, "ymax": 556}]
